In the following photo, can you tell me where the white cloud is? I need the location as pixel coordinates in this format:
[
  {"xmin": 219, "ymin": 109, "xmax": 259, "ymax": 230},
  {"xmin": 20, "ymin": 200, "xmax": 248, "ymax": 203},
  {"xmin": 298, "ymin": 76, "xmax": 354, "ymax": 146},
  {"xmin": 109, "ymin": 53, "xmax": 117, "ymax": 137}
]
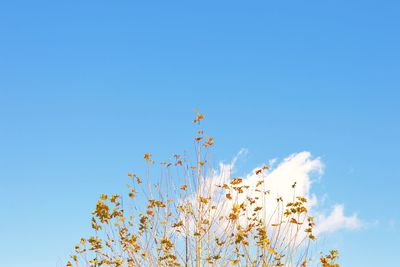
[
  {"xmin": 251, "ymin": 151, "xmax": 322, "ymax": 207},
  {"xmin": 201, "ymin": 151, "xmax": 363, "ymax": 236},
  {"xmin": 315, "ymin": 204, "xmax": 362, "ymax": 234}
]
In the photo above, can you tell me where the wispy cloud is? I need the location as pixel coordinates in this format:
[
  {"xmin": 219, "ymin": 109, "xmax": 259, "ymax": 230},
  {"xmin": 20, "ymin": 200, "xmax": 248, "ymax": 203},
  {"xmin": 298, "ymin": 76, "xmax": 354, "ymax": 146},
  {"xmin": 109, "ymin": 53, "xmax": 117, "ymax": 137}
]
[{"xmin": 315, "ymin": 204, "xmax": 362, "ymax": 234}]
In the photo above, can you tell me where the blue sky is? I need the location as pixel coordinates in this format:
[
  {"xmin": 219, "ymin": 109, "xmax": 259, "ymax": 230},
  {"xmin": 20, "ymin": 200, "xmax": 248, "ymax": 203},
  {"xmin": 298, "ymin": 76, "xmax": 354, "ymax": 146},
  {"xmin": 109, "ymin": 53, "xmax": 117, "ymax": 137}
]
[{"xmin": 0, "ymin": 0, "xmax": 399, "ymax": 266}]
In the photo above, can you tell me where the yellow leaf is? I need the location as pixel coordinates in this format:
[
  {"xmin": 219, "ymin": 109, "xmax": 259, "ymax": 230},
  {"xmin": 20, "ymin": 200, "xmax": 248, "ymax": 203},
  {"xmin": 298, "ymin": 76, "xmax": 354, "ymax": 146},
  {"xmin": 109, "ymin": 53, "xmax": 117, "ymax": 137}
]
[
  {"xmin": 193, "ymin": 113, "xmax": 205, "ymax": 123},
  {"xmin": 231, "ymin": 178, "xmax": 243, "ymax": 185},
  {"xmin": 268, "ymin": 247, "xmax": 276, "ymax": 254},
  {"xmin": 199, "ymin": 197, "xmax": 209, "ymax": 204},
  {"xmin": 290, "ymin": 218, "xmax": 302, "ymax": 225}
]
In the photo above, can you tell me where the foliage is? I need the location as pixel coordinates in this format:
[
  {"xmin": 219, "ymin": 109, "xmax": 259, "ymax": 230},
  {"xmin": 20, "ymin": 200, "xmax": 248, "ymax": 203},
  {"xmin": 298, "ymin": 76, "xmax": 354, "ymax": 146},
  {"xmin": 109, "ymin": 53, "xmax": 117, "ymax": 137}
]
[{"xmin": 67, "ymin": 113, "xmax": 340, "ymax": 267}]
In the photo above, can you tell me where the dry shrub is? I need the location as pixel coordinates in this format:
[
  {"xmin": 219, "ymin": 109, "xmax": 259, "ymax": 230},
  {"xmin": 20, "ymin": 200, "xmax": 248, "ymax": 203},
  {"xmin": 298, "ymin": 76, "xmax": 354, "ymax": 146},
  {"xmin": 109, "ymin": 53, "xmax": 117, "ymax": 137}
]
[{"xmin": 67, "ymin": 113, "xmax": 339, "ymax": 267}]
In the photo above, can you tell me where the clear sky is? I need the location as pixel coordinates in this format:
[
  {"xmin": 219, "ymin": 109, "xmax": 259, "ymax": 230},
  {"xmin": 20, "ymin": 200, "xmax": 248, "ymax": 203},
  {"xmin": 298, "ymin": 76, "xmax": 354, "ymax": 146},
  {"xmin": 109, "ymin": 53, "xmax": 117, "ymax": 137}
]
[{"xmin": 1, "ymin": 1, "xmax": 399, "ymax": 266}]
